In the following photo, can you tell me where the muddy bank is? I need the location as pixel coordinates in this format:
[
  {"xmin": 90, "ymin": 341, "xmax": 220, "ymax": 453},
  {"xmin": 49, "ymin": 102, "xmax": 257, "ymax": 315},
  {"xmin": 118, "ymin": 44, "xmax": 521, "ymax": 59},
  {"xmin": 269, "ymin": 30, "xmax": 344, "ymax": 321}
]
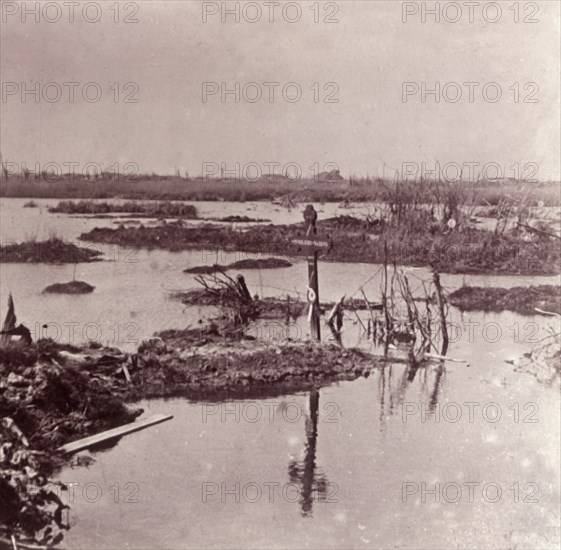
[
  {"xmin": 80, "ymin": 216, "xmax": 560, "ymax": 275},
  {"xmin": 131, "ymin": 327, "xmax": 377, "ymax": 399},
  {"xmin": 48, "ymin": 200, "xmax": 197, "ymax": 218},
  {"xmin": 184, "ymin": 257, "xmax": 292, "ymax": 274},
  {"xmin": 42, "ymin": 281, "xmax": 95, "ymax": 294},
  {"xmin": 0, "ymin": 239, "xmax": 102, "ymax": 264},
  {"xmin": 449, "ymin": 285, "xmax": 561, "ymax": 315}
]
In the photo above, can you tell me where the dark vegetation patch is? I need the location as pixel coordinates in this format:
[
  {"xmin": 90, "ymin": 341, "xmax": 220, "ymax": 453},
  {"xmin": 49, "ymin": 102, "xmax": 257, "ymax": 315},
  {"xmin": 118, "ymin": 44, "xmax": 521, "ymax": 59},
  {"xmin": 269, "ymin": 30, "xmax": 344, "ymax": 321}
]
[
  {"xmin": 0, "ymin": 239, "xmax": 102, "ymax": 264},
  {"xmin": 449, "ymin": 285, "xmax": 561, "ymax": 315},
  {"xmin": 42, "ymin": 281, "xmax": 95, "ymax": 294},
  {"xmin": 48, "ymin": 200, "xmax": 197, "ymax": 218}
]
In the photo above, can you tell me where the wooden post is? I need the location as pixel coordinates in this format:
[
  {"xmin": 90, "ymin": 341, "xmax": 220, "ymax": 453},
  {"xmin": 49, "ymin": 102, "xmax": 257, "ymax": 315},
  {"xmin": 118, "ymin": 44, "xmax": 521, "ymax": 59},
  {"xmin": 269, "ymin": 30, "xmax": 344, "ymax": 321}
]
[
  {"xmin": 307, "ymin": 253, "xmax": 321, "ymax": 341},
  {"xmin": 304, "ymin": 205, "xmax": 321, "ymax": 341}
]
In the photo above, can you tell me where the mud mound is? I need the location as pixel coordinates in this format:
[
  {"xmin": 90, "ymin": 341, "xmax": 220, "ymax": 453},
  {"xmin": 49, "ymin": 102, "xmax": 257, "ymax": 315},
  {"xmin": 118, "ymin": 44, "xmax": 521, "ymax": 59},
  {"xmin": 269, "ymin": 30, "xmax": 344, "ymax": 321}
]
[
  {"xmin": 184, "ymin": 258, "xmax": 292, "ymax": 274},
  {"xmin": 42, "ymin": 281, "xmax": 95, "ymax": 294},
  {"xmin": 227, "ymin": 258, "xmax": 292, "ymax": 269},
  {"xmin": 318, "ymin": 215, "xmax": 382, "ymax": 232},
  {"xmin": 449, "ymin": 285, "xmax": 561, "ymax": 315},
  {"xmin": 183, "ymin": 265, "xmax": 224, "ymax": 274},
  {"xmin": 133, "ymin": 327, "xmax": 378, "ymax": 399},
  {"xmin": 0, "ymin": 239, "xmax": 102, "ymax": 264}
]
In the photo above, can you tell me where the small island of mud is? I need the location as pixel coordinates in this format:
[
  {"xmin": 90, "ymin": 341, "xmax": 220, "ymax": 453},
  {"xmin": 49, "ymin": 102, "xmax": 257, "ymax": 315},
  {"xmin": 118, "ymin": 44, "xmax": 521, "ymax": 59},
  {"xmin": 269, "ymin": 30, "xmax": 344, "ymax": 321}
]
[
  {"xmin": 449, "ymin": 285, "xmax": 561, "ymax": 315},
  {"xmin": 42, "ymin": 281, "xmax": 95, "ymax": 294},
  {"xmin": 184, "ymin": 257, "xmax": 292, "ymax": 274},
  {"xmin": 0, "ymin": 239, "xmax": 103, "ymax": 264},
  {"xmin": 48, "ymin": 200, "xmax": 197, "ymax": 219}
]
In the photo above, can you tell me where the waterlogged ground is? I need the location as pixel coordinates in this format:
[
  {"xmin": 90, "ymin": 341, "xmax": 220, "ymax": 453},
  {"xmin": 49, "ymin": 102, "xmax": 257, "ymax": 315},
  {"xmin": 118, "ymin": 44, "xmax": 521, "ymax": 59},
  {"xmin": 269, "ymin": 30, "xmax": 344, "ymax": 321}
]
[{"xmin": 1, "ymin": 198, "xmax": 560, "ymax": 549}]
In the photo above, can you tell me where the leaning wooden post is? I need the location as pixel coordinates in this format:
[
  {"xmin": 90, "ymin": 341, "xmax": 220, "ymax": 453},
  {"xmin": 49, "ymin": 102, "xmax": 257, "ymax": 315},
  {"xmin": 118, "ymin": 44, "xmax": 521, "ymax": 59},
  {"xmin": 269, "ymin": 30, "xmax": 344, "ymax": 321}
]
[{"xmin": 304, "ymin": 205, "xmax": 321, "ymax": 342}]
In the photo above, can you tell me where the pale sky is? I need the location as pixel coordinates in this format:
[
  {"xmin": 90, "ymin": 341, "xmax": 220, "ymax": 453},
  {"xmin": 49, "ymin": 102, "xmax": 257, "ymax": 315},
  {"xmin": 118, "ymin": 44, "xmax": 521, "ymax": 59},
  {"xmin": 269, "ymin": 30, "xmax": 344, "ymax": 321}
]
[{"xmin": 1, "ymin": 0, "xmax": 560, "ymax": 180}]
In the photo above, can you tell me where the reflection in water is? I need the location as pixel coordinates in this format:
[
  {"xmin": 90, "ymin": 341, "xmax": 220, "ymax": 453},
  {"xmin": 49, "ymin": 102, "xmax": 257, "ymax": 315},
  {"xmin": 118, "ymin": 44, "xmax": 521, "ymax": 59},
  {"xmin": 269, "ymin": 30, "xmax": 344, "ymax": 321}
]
[
  {"xmin": 375, "ymin": 356, "xmax": 448, "ymax": 429},
  {"xmin": 428, "ymin": 363, "xmax": 446, "ymax": 413},
  {"xmin": 287, "ymin": 390, "xmax": 330, "ymax": 517}
]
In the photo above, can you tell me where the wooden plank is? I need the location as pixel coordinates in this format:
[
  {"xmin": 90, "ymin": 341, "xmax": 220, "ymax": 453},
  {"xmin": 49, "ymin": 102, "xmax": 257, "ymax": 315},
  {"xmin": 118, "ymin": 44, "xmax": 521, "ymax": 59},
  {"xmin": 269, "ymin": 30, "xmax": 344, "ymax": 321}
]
[
  {"xmin": 0, "ymin": 535, "xmax": 46, "ymax": 550},
  {"xmin": 57, "ymin": 414, "xmax": 173, "ymax": 455}
]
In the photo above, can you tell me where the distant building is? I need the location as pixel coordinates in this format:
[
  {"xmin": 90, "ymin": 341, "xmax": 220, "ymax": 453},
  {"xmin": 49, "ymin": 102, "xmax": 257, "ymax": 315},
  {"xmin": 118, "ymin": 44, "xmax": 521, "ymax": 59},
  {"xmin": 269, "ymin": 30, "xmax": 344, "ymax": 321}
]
[{"xmin": 316, "ymin": 169, "xmax": 344, "ymax": 183}]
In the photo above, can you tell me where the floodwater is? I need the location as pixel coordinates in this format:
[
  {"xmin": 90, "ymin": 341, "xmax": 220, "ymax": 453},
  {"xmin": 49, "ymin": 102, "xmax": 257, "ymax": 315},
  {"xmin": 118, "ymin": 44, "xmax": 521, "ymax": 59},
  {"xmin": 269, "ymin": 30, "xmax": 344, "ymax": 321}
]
[{"xmin": 1, "ymin": 198, "xmax": 560, "ymax": 549}]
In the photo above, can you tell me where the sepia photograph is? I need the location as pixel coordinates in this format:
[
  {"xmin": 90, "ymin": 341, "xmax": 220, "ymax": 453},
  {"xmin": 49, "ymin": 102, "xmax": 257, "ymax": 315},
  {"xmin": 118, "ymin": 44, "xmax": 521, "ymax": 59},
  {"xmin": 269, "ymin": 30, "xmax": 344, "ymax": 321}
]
[{"xmin": 0, "ymin": 1, "xmax": 560, "ymax": 548}]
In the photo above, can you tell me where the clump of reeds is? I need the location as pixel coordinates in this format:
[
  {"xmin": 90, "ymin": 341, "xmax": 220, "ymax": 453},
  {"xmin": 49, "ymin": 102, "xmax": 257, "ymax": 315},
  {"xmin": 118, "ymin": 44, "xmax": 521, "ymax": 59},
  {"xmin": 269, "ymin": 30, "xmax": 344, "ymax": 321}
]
[{"xmin": 364, "ymin": 251, "xmax": 450, "ymax": 358}]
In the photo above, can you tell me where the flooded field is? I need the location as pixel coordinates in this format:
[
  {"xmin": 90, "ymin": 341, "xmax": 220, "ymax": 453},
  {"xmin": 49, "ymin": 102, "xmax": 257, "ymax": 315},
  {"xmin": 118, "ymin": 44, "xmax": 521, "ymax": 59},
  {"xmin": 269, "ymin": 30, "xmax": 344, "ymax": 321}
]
[{"xmin": 1, "ymin": 198, "xmax": 560, "ymax": 549}]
